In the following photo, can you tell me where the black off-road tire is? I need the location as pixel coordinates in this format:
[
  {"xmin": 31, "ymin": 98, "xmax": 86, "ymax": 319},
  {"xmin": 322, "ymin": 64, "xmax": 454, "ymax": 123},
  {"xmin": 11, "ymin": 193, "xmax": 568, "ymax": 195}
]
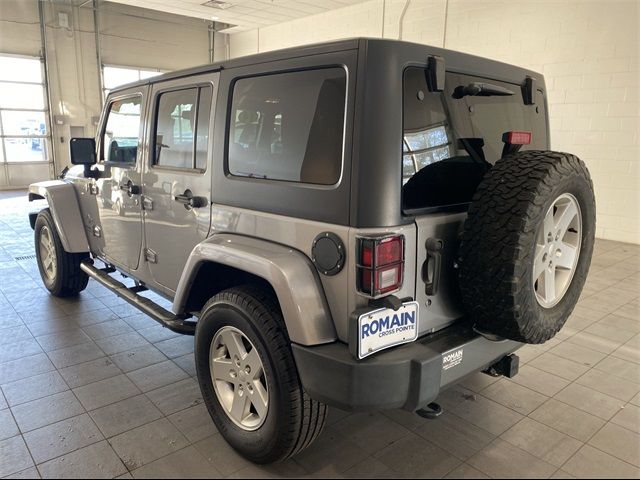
[
  {"xmin": 195, "ymin": 285, "xmax": 327, "ymax": 463},
  {"xmin": 34, "ymin": 208, "xmax": 89, "ymax": 297},
  {"xmin": 459, "ymin": 151, "xmax": 595, "ymax": 344}
]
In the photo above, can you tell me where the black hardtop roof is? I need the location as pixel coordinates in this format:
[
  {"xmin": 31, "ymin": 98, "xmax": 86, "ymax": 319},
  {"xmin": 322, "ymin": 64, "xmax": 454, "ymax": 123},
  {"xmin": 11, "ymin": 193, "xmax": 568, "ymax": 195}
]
[{"xmin": 108, "ymin": 37, "xmax": 542, "ymax": 94}]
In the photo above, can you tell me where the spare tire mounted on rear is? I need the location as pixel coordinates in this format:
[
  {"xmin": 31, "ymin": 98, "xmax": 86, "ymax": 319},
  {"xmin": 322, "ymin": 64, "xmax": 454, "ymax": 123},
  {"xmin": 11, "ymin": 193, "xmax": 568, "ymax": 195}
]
[{"xmin": 458, "ymin": 150, "xmax": 595, "ymax": 344}]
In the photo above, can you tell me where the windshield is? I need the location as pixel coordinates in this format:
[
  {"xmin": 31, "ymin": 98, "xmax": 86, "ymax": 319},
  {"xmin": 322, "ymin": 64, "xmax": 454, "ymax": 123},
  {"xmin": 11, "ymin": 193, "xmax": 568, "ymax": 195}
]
[{"xmin": 402, "ymin": 67, "xmax": 547, "ymax": 212}]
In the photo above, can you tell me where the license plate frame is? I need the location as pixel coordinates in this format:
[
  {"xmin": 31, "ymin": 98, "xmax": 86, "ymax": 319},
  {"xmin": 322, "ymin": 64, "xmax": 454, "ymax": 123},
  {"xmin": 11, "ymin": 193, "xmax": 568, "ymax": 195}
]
[{"xmin": 357, "ymin": 301, "xmax": 419, "ymax": 359}]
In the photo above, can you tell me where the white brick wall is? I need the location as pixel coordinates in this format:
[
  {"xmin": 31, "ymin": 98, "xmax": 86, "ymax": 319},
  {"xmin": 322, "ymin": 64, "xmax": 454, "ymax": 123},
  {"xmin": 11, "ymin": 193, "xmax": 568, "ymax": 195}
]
[{"xmin": 229, "ymin": 0, "xmax": 640, "ymax": 244}]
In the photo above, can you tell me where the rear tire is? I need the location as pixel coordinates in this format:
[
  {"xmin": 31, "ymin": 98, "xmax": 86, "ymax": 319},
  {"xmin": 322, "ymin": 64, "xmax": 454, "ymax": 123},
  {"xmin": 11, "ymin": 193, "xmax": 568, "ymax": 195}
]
[
  {"xmin": 195, "ymin": 285, "xmax": 326, "ymax": 463},
  {"xmin": 34, "ymin": 208, "xmax": 89, "ymax": 297},
  {"xmin": 459, "ymin": 151, "xmax": 595, "ymax": 344}
]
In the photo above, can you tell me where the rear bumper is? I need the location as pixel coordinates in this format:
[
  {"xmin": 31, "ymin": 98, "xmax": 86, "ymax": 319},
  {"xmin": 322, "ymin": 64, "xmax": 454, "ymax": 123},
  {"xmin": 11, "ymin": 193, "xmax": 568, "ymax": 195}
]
[{"xmin": 292, "ymin": 322, "xmax": 521, "ymax": 412}]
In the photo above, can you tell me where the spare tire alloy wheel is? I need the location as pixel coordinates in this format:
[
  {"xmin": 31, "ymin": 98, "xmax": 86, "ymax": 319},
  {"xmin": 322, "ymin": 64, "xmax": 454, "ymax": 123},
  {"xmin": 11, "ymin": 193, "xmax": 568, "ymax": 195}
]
[
  {"xmin": 210, "ymin": 326, "xmax": 269, "ymax": 431},
  {"xmin": 533, "ymin": 193, "xmax": 582, "ymax": 308},
  {"xmin": 459, "ymin": 151, "xmax": 595, "ymax": 344}
]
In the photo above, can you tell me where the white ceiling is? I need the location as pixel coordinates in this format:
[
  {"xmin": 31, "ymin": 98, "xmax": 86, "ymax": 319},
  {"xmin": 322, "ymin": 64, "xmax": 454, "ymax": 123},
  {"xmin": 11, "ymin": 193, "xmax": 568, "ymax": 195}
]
[{"xmin": 104, "ymin": 0, "xmax": 370, "ymax": 33}]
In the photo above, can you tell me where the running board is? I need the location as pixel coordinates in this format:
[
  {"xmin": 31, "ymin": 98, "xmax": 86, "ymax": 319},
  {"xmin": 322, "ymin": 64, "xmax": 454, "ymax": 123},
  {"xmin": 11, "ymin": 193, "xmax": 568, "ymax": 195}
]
[{"xmin": 80, "ymin": 260, "xmax": 196, "ymax": 335}]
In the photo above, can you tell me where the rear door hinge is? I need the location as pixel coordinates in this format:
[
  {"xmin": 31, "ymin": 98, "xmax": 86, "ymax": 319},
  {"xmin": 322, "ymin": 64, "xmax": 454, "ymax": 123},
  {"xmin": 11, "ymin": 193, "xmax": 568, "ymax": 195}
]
[
  {"xmin": 142, "ymin": 196, "xmax": 153, "ymax": 211},
  {"xmin": 144, "ymin": 248, "xmax": 157, "ymax": 264}
]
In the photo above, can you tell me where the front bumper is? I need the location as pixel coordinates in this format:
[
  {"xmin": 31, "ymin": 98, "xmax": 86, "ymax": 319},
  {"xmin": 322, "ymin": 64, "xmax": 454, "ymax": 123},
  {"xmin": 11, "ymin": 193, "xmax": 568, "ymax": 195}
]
[{"xmin": 292, "ymin": 322, "xmax": 521, "ymax": 412}]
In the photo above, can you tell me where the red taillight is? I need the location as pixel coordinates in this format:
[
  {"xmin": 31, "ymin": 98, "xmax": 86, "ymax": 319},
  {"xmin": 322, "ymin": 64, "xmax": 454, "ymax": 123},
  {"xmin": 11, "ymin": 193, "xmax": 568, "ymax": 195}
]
[
  {"xmin": 357, "ymin": 235, "xmax": 405, "ymax": 298},
  {"xmin": 504, "ymin": 131, "xmax": 532, "ymax": 145}
]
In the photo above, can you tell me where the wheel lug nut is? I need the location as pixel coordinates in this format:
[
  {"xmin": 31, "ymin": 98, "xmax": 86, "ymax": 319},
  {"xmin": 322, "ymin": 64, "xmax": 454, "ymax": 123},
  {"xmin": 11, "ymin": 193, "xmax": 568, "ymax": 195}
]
[
  {"xmin": 230, "ymin": 370, "xmax": 237, "ymax": 378},
  {"xmin": 244, "ymin": 366, "xmax": 251, "ymax": 375}
]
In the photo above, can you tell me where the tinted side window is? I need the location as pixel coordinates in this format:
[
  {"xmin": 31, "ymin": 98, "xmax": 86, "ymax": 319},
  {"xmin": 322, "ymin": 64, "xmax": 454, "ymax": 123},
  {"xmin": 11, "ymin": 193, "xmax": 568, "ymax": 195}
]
[
  {"xmin": 228, "ymin": 68, "xmax": 346, "ymax": 185},
  {"xmin": 103, "ymin": 96, "xmax": 141, "ymax": 164},
  {"xmin": 154, "ymin": 86, "xmax": 212, "ymax": 170}
]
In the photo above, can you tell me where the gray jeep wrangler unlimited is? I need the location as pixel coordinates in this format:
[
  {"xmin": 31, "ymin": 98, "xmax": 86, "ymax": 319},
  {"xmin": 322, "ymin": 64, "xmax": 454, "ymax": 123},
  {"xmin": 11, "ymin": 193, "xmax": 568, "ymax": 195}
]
[{"xmin": 29, "ymin": 38, "xmax": 595, "ymax": 463}]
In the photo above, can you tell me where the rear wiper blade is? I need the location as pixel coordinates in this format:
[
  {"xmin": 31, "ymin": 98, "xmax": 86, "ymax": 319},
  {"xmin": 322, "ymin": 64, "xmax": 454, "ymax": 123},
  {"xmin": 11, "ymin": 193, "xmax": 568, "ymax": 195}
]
[{"xmin": 453, "ymin": 82, "xmax": 514, "ymax": 99}]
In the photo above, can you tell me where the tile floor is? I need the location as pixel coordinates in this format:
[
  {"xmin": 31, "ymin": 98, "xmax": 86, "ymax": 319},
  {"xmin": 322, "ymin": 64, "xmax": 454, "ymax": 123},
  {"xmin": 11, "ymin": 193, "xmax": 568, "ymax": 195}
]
[{"xmin": 0, "ymin": 189, "xmax": 639, "ymax": 479}]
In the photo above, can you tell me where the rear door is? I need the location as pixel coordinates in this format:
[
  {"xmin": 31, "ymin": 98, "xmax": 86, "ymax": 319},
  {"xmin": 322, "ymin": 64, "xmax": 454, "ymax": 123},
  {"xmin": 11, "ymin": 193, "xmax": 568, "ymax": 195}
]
[
  {"xmin": 142, "ymin": 73, "xmax": 218, "ymax": 292},
  {"xmin": 402, "ymin": 67, "xmax": 548, "ymax": 334}
]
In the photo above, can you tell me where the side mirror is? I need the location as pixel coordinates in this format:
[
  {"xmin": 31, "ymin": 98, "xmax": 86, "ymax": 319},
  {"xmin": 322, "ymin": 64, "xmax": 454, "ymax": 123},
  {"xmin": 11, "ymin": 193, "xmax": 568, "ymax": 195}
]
[{"xmin": 69, "ymin": 137, "xmax": 98, "ymax": 178}]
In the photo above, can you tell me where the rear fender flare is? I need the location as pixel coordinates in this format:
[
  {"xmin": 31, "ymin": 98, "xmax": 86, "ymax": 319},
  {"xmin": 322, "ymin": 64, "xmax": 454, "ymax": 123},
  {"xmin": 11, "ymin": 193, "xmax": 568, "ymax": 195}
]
[{"xmin": 174, "ymin": 234, "xmax": 337, "ymax": 346}]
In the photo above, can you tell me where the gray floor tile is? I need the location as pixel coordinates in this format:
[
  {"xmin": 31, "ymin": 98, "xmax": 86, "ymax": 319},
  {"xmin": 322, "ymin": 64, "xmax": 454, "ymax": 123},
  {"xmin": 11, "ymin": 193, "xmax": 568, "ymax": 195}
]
[
  {"xmin": 145, "ymin": 377, "xmax": 203, "ymax": 416},
  {"xmin": 127, "ymin": 360, "xmax": 189, "ymax": 392},
  {"xmin": 23, "ymin": 413, "xmax": 103, "ymax": 464},
  {"xmin": 10, "ymin": 390, "xmax": 85, "ymax": 433},
  {"xmin": 0, "ymin": 338, "xmax": 43, "ymax": 364},
  {"xmin": 35, "ymin": 328, "xmax": 93, "ymax": 352},
  {"xmin": 24, "ymin": 316, "xmax": 77, "ymax": 338},
  {"xmin": 529, "ymin": 352, "xmax": 591, "ymax": 381},
  {"xmin": 288, "ymin": 426, "xmax": 371, "ymax": 477},
  {"xmin": 153, "ymin": 335, "xmax": 194, "ymax": 359},
  {"xmin": 374, "ymin": 432, "xmax": 461, "ymax": 478},
  {"xmin": 448, "ymin": 391, "xmax": 524, "ymax": 436},
  {"xmin": 500, "ymin": 417, "xmax": 582, "ymax": 468},
  {"xmin": 73, "ymin": 374, "xmax": 141, "ymax": 411},
  {"xmin": 0, "ymin": 353, "xmax": 54, "ymax": 385},
  {"xmin": 89, "ymin": 394, "xmax": 163, "ymax": 438},
  {"xmin": 82, "ymin": 319, "xmax": 135, "ymax": 341},
  {"xmin": 511, "ymin": 365, "xmax": 570, "ymax": 397},
  {"xmin": 172, "ymin": 353, "xmax": 197, "ymax": 377},
  {"xmin": 611, "ymin": 404, "xmax": 640, "ymax": 433},
  {"xmin": 0, "ymin": 409, "xmax": 19, "ymax": 441},
  {"xmin": 69, "ymin": 308, "xmax": 120, "ymax": 327},
  {"xmin": 589, "ymin": 422, "xmax": 640, "ymax": 467},
  {"xmin": 37, "ymin": 440, "xmax": 128, "ymax": 479},
  {"xmin": 130, "ymin": 445, "xmax": 222, "ymax": 479},
  {"xmin": 96, "ymin": 332, "xmax": 149, "ymax": 356},
  {"xmin": 562, "ymin": 444, "xmax": 640, "ymax": 478},
  {"xmin": 0, "ymin": 390, "xmax": 7, "ymax": 410},
  {"xmin": 58, "ymin": 356, "xmax": 122, "ymax": 389},
  {"xmin": 444, "ymin": 463, "xmax": 490, "ymax": 479},
  {"xmin": 554, "ymin": 383, "xmax": 625, "ymax": 420},
  {"xmin": 549, "ymin": 341, "xmax": 607, "ymax": 368},
  {"xmin": 0, "ymin": 326, "xmax": 32, "ymax": 346},
  {"xmin": 467, "ymin": 438, "xmax": 557, "ymax": 479},
  {"xmin": 414, "ymin": 411, "xmax": 495, "ymax": 461},
  {"xmin": 136, "ymin": 325, "xmax": 180, "ymax": 344},
  {"xmin": 0, "ymin": 436, "xmax": 34, "ymax": 477},
  {"xmin": 109, "ymin": 344, "xmax": 168, "ymax": 373},
  {"xmin": 1, "ymin": 370, "xmax": 68, "ymax": 407},
  {"xmin": 194, "ymin": 434, "xmax": 252, "ymax": 477},
  {"xmin": 332, "ymin": 412, "xmax": 411, "ymax": 455},
  {"xmin": 575, "ymin": 367, "xmax": 640, "ymax": 402},
  {"xmin": 594, "ymin": 354, "xmax": 640, "ymax": 381},
  {"xmin": 529, "ymin": 398, "xmax": 607, "ymax": 441},
  {"xmin": 167, "ymin": 404, "xmax": 217, "ymax": 443},
  {"xmin": 3, "ymin": 466, "xmax": 41, "ymax": 479},
  {"xmin": 47, "ymin": 342, "xmax": 105, "ymax": 369},
  {"xmin": 340, "ymin": 457, "xmax": 393, "ymax": 479},
  {"xmin": 109, "ymin": 418, "xmax": 190, "ymax": 470},
  {"xmin": 480, "ymin": 378, "xmax": 549, "ymax": 415}
]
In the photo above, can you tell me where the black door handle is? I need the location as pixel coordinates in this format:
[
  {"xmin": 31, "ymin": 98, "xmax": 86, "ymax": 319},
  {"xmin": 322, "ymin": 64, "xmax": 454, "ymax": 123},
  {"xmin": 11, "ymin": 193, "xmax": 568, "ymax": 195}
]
[
  {"xmin": 119, "ymin": 181, "xmax": 140, "ymax": 196},
  {"xmin": 174, "ymin": 190, "xmax": 208, "ymax": 208}
]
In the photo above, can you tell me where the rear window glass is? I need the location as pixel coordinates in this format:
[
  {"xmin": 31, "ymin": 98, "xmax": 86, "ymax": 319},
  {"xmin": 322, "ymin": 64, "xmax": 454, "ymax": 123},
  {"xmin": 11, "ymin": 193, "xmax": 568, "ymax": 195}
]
[
  {"xmin": 227, "ymin": 68, "xmax": 346, "ymax": 185},
  {"xmin": 402, "ymin": 67, "xmax": 547, "ymax": 212}
]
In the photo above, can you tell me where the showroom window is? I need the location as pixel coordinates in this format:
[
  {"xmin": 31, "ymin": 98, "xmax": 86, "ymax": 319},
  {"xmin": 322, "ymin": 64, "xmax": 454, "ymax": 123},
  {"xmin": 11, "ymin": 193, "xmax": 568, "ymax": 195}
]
[
  {"xmin": 103, "ymin": 65, "xmax": 163, "ymax": 97},
  {"xmin": 0, "ymin": 54, "xmax": 49, "ymax": 163}
]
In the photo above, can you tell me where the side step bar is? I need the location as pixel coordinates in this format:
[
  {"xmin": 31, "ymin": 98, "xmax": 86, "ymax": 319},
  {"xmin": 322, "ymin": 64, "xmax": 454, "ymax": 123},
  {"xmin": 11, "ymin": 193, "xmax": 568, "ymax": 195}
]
[{"xmin": 80, "ymin": 260, "xmax": 196, "ymax": 335}]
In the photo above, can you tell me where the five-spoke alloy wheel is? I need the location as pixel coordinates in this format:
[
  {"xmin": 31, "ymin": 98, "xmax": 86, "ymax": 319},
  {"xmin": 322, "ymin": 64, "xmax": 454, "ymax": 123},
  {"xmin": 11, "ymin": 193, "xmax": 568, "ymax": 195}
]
[
  {"xmin": 533, "ymin": 193, "xmax": 582, "ymax": 308},
  {"xmin": 210, "ymin": 326, "xmax": 269, "ymax": 431}
]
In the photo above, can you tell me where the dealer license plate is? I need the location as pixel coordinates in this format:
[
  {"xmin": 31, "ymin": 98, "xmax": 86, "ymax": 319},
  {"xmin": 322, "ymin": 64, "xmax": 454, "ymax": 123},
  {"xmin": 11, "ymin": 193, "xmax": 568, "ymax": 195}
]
[{"xmin": 358, "ymin": 301, "xmax": 419, "ymax": 359}]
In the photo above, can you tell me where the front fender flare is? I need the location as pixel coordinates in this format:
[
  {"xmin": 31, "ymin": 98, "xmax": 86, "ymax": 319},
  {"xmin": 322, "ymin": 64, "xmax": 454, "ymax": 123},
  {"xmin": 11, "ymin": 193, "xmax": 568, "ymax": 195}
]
[
  {"xmin": 29, "ymin": 180, "xmax": 89, "ymax": 253},
  {"xmin": 174, "ymin": 234, "xmax": 337, "ymax": 346}
]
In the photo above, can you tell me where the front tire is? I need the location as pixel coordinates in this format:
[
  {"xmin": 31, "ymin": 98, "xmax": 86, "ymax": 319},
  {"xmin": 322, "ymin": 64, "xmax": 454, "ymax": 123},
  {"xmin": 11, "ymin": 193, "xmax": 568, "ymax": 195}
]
[
  {"xmin": 195, "ymin": 286, "xmax": 326, "ymax": 463},
  {"xmin": 34, "ymin": 208, "xmax": 89, "ymax": 297}
]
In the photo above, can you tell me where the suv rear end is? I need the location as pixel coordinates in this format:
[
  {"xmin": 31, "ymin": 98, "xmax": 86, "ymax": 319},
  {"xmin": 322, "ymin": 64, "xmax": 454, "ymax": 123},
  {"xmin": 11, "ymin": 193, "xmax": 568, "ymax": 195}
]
[{"xmin": 292, "ymin": 39, "xmax": 548, "ymax": 410}]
